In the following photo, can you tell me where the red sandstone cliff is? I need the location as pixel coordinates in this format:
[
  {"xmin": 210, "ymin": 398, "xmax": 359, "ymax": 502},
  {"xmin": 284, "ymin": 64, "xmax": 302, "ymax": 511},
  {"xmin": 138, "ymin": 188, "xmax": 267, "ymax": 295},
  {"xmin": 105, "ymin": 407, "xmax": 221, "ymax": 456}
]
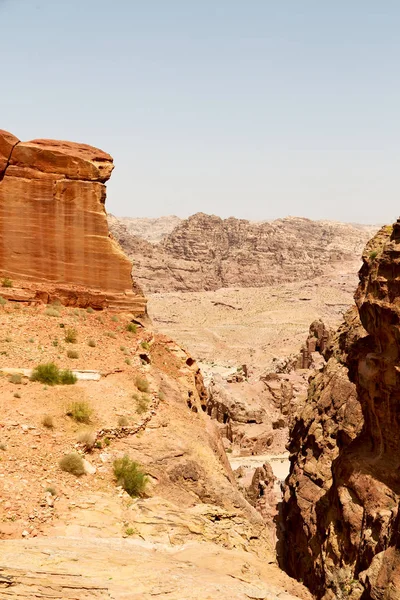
[
  {"xmin": 0, "ymin": 130, "xmax": 146, "ymax": 314},
  {"xmin": 282, "ymin": 222, "xmax": 400, "ymax": 599}
]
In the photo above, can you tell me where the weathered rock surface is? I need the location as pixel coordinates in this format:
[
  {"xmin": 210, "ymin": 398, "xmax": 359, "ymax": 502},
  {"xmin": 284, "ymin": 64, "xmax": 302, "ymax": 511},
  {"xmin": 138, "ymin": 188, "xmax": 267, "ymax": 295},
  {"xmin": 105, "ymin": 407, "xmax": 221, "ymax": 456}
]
[
  {"xmin": 0, "ymin": 536, "xmax": 310, "ymax": 600},
  {"xmin": 282, "ymin": 222, "xmax": 400, "ymax": 599},
  {"xmin": 0, "ymin": 130, "xmax": 146, "ymax": 313},
  {"xmin": 113, "ymin": 214, "xmax": 181, "ymax": 242},
  {"xmin": 109, "ymin": 212, "xmax": 377, "ymax": 293}
]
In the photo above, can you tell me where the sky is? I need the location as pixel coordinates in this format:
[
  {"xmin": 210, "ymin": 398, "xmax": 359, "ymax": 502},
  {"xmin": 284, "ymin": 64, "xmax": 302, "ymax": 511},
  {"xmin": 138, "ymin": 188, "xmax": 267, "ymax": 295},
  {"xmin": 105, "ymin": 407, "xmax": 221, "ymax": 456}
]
[{"xmin": 1, "ymin": 0, "xmax": 399, "ymax": 224}]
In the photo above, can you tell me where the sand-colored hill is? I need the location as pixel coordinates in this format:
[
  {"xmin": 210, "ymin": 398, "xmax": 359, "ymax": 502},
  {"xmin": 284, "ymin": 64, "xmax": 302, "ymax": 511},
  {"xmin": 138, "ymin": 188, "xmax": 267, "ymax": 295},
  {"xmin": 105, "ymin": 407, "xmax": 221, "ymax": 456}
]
[{"xmin": 109, "ymin": 212, "xmax": 377, "ymax": 294}]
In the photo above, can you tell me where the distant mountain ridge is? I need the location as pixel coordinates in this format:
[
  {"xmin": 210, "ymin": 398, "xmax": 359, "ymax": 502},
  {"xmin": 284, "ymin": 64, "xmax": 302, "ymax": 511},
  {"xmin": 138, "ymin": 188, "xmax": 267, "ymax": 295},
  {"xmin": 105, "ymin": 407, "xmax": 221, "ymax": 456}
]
[
  {"xmin": 108, "ymin": 213, "xmax": 378, "ymax": 294},
  {"xmin": 114, "ymin": 215, "xmax": 181, "ymax": 243}
]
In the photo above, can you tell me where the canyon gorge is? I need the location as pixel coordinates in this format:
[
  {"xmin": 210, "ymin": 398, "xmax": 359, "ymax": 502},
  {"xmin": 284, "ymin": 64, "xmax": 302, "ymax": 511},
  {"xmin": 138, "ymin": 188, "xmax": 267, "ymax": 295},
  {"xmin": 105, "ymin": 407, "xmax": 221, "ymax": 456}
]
[{"xmin": 1, "ymin": 128, "xmax": 398, "ymax": 600}]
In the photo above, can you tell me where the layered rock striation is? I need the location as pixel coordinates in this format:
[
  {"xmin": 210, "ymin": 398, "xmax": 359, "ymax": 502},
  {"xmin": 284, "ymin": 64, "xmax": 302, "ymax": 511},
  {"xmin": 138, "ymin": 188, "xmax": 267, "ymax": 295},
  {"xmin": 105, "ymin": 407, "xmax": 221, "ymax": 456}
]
[
  {"xmin": 109, "ymin": 212, "xmax": 377, "ymax": 294},
  {"xmin": 282, "ymin": 222, "xmax": 400, "ymax": 599},
  {"xmin": 0, "ymin": 130, "xmax": 146, "ymax": 313}
]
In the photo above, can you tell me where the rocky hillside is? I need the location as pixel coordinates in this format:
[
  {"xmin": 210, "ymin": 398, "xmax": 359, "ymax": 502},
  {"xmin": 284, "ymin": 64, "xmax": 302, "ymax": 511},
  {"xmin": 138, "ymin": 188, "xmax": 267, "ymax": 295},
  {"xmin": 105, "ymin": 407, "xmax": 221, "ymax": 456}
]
[
  {"xmin": 109, "ymin": 212, "xmax": 377, "ymax": 293},
  {"xmin": 0, "ymin": 130, "xmax": 310, "ymax": 600},
  {"xmin": 282, "ymin": 221, "xmax": 400, "ymax": 599}
]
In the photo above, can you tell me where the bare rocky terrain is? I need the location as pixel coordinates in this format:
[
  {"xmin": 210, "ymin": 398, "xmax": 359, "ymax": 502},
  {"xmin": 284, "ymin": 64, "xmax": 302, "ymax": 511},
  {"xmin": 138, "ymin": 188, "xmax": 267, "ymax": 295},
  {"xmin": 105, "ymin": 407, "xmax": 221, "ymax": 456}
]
[
  {"xmin": 3, "ymin": 128, "xmax": 397, "ymax": 599},
  {"xmin": 109, "ymin": 212, "xmax": 376, "ymax": 294},
  {"xmin": 0, "ymin": 130, "xmax": 313, "ymax": 600}
]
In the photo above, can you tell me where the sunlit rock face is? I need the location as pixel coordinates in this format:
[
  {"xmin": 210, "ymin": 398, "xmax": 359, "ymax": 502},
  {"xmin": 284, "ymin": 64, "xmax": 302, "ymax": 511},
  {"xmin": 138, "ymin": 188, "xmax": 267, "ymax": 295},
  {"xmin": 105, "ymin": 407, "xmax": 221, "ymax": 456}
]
[{"xmin": 0, "ymin": 130, "xmax": 146, "ymax": 314}]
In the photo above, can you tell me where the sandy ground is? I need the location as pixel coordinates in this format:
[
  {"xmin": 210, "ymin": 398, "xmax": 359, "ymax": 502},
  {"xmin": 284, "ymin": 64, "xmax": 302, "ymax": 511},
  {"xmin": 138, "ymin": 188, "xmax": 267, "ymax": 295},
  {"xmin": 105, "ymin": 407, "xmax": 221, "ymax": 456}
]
[{"xmin": 148, "ymin": 267, "xmax": 360, "ymax": 373}]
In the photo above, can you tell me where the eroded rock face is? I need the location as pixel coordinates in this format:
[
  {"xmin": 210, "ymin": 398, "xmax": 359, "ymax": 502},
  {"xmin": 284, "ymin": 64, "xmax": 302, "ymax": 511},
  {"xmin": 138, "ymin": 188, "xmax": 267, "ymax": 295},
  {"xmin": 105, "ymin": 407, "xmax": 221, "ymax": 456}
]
[
  {"xmin": 0, "ymin": 130, "xmax": 146, "ymax": 313},
  {"xmin": 109, "ymin": 212, "xmax": 377, "ymax": 293},
  {"xmin": 282, "ymin": 223, "xmax": 400, "ymax": 599}
]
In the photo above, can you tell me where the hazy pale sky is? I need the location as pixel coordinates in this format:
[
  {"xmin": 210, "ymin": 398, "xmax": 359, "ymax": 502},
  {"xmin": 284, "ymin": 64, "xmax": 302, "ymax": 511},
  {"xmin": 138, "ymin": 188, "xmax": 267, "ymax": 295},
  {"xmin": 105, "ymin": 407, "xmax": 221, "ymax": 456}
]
[{"xmin": 1, "ymin": 0, "xmax": 399, "ymax": 223}]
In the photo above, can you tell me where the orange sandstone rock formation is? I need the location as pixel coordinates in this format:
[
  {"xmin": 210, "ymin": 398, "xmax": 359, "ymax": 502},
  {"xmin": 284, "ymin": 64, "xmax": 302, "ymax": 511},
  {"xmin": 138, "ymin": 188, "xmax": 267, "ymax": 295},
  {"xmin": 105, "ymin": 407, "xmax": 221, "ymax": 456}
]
[{"xmin": 0, "ymin": 130, "xmax": 146, "ymax": 313}]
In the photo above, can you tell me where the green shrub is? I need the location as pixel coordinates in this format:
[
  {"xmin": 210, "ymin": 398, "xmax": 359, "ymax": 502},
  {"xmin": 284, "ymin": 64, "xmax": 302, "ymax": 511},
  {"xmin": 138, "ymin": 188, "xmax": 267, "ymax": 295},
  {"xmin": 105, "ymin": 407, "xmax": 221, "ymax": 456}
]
[
  {"xmin": 86, "ymin": 307, "xmax": 94, "ymax": 314},
  {"xmin": 126, "ymin": 323, "xmax": 137, "ymax": 334},
  {"xmin": 135, "ymin": 376, "xmax": 149, "ymax": 393},
  {"xmin": 0, "ymin": 296, "xmax": 7, "ymax": 306},
  {"xmin": 65, "ymin": 328, "xmax": 78, "ymax": 343},
  {"xmin": 1, "ymin": 278, "xmax": 12, "ymax": 288},
  {"xmin": 113, "ymin": 455, "xmax": 147, "ymax": 497},
  {"xmin": 125, "ymin": 358, "xmax": 131, "ymax": 365},
  {"xmin": 111, "ymin": 315, "xmax": 119, "ymax": 322},
  {"xmin": 52, "ymin": 339, "xmax": 59, "ymax": 347},
  {"xmin": 31, "ymin": 363, "xmax": 60, "ymax": 386},
  {"xmin": 9, "ymin": 373, "xmax": 22, "ymax": 384},
  {"xmin": 28, "ymin": 338, "xmax": 34, "ymax": 343},
  {"xmin": 45, "ymin": 308, "xmax": 61, "ymax": 317},
  {"xmin": 31, "ymin": 363, "xmax": 76, "ymax": 386},
  {"xmin": 66, "ymin": 401, "xmax": 92, "ymax": 423},
  {"xmin": 369, "ymin": 250, "xmax": 378, "ymax": 260},
  {"xmin": 59, "ymin": 369, "xmax": 77, "ymax": 385},
  {"xmin": 42, "ymin": 414, "xmax": 54, "ymax": 429},
  {"xmin": 125, "ymin": 526, "xmax": 135, "ymax": 536},
  {"xmin": 141, "ymin": 341, "xmax": 150, "ymax": 351},
  {"xmin": 59, "ymin": 452, "xmax": 85, "ymax": 476},
  {"xmin": 67, "ymin": 349, "xmax": 79, "ymax": 359},
  {"xmin": 104, "ymin": 437, "xmax": 111, "ymax": 446},
  {"xmin": 87, "ymin": 338, "xmax": 96, "ymax": 347}
]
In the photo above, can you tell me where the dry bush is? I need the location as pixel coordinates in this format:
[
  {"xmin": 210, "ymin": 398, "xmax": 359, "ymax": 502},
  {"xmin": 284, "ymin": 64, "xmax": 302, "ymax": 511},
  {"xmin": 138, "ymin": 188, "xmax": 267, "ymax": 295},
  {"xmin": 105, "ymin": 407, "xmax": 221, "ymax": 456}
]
[
  {"xmin": 45, "ymin": 308, "xmax": 61, "ymax": 317},
  {"xmin": 118, "ymin": 415, "xmax": 129, "ymax": 427},
  {"xmin": 77, "ymin": 429, "xmax": 96, "ymax": 450},
  {"xmin": 133, "ymin": 393, "xmax": 149, "ymax": 415},
  {"xmin": 59, "ymin": 453, "xmax": 85, "ymax": 476},
  {"xmin": 87, "ymin": 338, "xmax": 96, "ymax": 347},
  {"xmin": 42, "ymin": 415, "xmax": 54, "ymax": 429},
  {"xmin": 135, "ymin": 376, "xmax": 149, "ymax": 393},
  {"xmin": 65, "ymin": 328, "xmax": 78, "ymax": 343},
  {"xmin": 66, "ymin": 401, "xmax": 92, "ymax": 423},
  {"xmin": 67, "ymin": 349, "xmax": 79, "ymax": 359},
  {"xmin": 9, "ymin": 373, "xmax": 22, "ymax": 384}
]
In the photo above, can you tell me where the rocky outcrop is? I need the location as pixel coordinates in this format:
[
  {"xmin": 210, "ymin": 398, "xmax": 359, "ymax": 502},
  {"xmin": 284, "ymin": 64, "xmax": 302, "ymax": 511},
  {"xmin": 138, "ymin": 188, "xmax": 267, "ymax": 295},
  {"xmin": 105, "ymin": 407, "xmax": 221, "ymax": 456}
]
[
  {"xmin": 296, "ymin": 319, "xmax": 331, "ymax": 369},
  {"xmin": 0, "ymin": 130, "xmax": 146, "ymax": 313},
  {"xmin": 109, "ymin": 212, "xmax": 377, "ymax": 293},
  {"xmin": 282, "ymin": 222, "xmax": 400, "ymax": 599}
]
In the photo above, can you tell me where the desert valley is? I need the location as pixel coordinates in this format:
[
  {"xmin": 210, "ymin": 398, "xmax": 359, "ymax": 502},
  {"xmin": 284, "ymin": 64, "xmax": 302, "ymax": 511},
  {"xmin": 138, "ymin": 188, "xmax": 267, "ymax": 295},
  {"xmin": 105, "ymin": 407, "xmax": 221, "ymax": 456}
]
[{"xmin": 1, "ymin": 127, "xmax": 399, "ymax": 599}]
